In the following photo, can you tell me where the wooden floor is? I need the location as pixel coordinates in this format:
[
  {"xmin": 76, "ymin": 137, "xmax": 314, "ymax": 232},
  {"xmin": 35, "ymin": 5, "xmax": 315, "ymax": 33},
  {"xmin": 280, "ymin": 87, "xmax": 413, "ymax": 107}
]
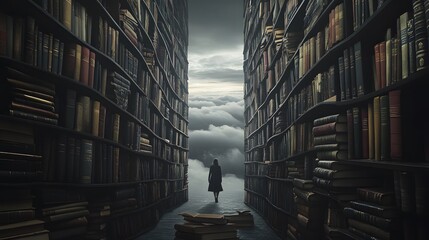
[{"xmin": 137, "ymin": 177, "xmax": 280, "ymax": 240}]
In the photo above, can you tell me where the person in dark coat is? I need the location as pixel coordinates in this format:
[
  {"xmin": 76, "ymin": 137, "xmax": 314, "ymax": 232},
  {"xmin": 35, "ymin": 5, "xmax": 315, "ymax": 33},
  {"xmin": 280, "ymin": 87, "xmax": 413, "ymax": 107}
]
[{"xmin": 208, "ymin": 158, "xmax": 223, "ymax": 203}]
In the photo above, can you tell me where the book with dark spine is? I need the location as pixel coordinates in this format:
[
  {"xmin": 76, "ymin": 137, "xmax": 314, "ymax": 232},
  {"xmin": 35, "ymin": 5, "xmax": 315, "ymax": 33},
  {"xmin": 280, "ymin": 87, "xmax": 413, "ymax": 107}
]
[
  {"xmin": 380, "ymin": 95, "xmax": 390, "ymax": 161},
  {"xmin": 389, "ymin": 90, "xmax": 402, "ymax": 160},
  {"xmin": 352, "ymin": 107, "xmax": 361, "ymax": 159},
  {"xmin": 413, "ymin": 0, "xmax": 428, "ymax": 71},
  {"xmin": 361, "ymin": 106, "xmax": 369, "ymax": 159},
  {"xmin": 80, "ymin": 139, "xmax": 93, "ymax": 184}
]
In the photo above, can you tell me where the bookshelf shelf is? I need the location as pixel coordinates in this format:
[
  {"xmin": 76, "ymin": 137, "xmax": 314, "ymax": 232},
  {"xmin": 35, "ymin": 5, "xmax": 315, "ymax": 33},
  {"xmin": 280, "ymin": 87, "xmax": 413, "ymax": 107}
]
[
  {"xmin": 244, "ymin": 188, "xmax": 294, "ymax": 217},
  {"xmin": 0, "ymin": 57, "xmax": 188, "ymax": 150},
  {"xmin": 0, "ymin": 0, "xmax": 188, "ymax": 239},
  {"xmin": 341, "ymin": 160, "xmax": 429, "ymax": 173}
]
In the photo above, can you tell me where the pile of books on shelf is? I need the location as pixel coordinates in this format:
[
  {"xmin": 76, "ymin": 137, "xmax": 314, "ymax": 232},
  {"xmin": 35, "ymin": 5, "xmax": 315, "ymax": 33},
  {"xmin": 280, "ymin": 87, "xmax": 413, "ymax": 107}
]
[
  {"xmin": 107, "ymin": 72, "xmax": 131, "ymax": 110},
  {"xmin": 35, "ymin": 188, "xmax": 89, "ymax": 240},
  {"xmin": 224, "ymin": 210, "xmax": 254, "ymax": 227},
  {"xmin": 304, "ymin": 0, "xmax": 328, "ymax": 34},
  {"xmin": 139, "ymin": 133, "xmax": 152, "ymax": 154},
  {"xmin": 274, "ymin": 28, "xmax": 285, "ymax": 50},
  {"xmin": 2, "ymin": 67, "xmax": 58, "ymax": 125},
  {"xmin": 110, "ymin": 188, "xmax": 138, "ymax": 215},
  {"xmin": 343, "ymin": 188, "xmax": 399, "ymax": 240},
  {"xmin": 312, "ymin": 114, "xmax": 380, "ymax": 201},
  {"xmin": 283, "ymin": 31, "xmax": 302, "ymax": 61},
  {"xmin": 86, "ymin": 195, "xmax": 111, "ymax": 240},
  {"xmin": 0, "ymin": 189, "xmax": 49, "ymax": 240},
  {"xmin": 0, "ymin": 119, "xmax": 43, "ymax": 182},
  {"xmin": 119, "ymin": 9, "xmax": 141, "ymax": 49},
  {"xmin": 174, "ymin": 212, "xmax": 237, "ymax": 240},
  {"xmin": 292, "ymin": 178, "xmax": 325, "ymax": 240}
]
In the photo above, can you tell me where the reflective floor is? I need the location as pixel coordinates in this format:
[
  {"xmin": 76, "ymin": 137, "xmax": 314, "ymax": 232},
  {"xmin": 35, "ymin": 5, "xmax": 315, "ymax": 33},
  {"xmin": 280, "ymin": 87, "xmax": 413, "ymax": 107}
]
[{"xmin": 138, "ymin": 176, "xmax": 281, "ymax": 240}]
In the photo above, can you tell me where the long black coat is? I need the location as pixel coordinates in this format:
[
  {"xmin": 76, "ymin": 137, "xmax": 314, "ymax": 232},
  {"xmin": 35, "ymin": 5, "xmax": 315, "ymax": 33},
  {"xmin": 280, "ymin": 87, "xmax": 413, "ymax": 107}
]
[{"xmin": 208, "ymin": 165, "xmax": 223, "ymax": 192}]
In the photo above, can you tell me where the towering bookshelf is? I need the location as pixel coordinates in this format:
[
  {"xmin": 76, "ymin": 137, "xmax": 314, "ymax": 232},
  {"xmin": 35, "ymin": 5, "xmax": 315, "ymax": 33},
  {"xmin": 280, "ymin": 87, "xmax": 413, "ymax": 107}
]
[
  {"xmin": 243, "ymin": 0, "xmax": 429, "ymax": 239},
  {"xmin": 0, "ymin": 0, "xmax": 188, "ymax": 239}
]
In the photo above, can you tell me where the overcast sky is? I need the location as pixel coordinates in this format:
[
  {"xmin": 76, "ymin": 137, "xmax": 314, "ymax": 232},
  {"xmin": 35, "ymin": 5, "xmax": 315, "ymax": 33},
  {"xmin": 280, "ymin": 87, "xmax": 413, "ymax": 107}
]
[{"xmin": 187, "ymin": 0, "xmax": 245, "ymax": 179}]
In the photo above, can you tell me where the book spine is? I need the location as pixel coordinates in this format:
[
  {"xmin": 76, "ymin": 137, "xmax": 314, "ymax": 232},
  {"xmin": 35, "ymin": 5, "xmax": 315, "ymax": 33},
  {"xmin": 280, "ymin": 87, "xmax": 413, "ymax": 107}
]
[
  {"xmin": 56, "ymin": 135, "xmax": 67, "ymax": 182},
  {"xmin": 79, "ymin": 96, "xmax": 90, "ymax": 133},
  {"xmin": 379, "ymin": 41, "xmax": 386, "ymax": 88},
  {"xmin": 63, "ymin": 43, "xmax": 76, "ymax": 79},
  {"xmin": 354, "ymin": 41, "xmax": 365, "ymax": 96},
  {"xmin": 380, "ymin": 95, "xmax": 390, "ymax": 161},
  {"xmin": 386, "ymin": 33, "xmax": 392, "ymax": 86},
  {"xmin": 413, "ymin": 0, "xmax": 428, "ymax": 71},
  {"xmin": 374, "ymin": 43, "xmax": 381, "ymax": 91},
  {"xmin": 64, "ymin": 89, "xmax": 76, "ymax": 129},
  {"xmin": 373, "ymin": 96, "xmax": 381, "ymax": 160},
  {"xmin": 92, "ymin": 101, "xmax": 100, "ymax": 136},
  {"xmin": 389, "ymin": 90, "xmax": 402, "ymax": 160},
  {"xmin": 80, "ymin": 139, "xmax": 93, "ymax": 184},
  {"xmin": 24, "ymin": 17, "xmax": 36, "ymax": 65},
  {"xmin": 361, "ymin": 106, "xmax": 369, "ymax": 159},
  {"xmin": 89, "ymin": 51, "xmax": 96, "ymax": 88},
  {"xmin": 80, "ymin": 46, "xmax": 90, "ymax": 86},
  {"xmin": 74, "ymin": 44, "xmax": 82, "ymax": 81},
  {"xmin": 352, "ymin": 107, "xmax": 361, "ymax": 159},
  {"xmin": 400, "ymin": 12, "xmax": 409, "ymax": 79},
  {"xmin": 52, "ymin": 38, "xmax": 60, "ymax": 74},
  {"xmin": 349, "ymin": 45, "xmax": 357, "ymax": 99},
  {"xmin": 408, "ymin": 18, "xmax": 416, "ymax": 74},
  {"xmin": 343, "ymin": 207, "xmax": 391, "ymax": 229},
  {"xmin": 368, "ymin": 102, "xmax": 375, "ymax": 159},
  {"xmin": 344, "ymin": 48, "xmax": 352, "ymax": 100},
  {"xmin": 66, "ymin": 136, "xmax": 75, "ymax": 182}
]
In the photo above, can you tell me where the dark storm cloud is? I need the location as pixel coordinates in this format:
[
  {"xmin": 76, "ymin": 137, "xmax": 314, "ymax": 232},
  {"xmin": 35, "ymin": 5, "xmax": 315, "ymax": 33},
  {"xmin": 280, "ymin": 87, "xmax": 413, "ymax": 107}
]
[
  {"xmin": 190, "ymin": 68, "xmax": 243, "ymax": 83},
  {"xmin": 188, "ymin": 0, "xmax": 243, "ymax": 54},
  {"xmin": 189, "ymin": 125, "xmax": 245, "ymax": 178}
]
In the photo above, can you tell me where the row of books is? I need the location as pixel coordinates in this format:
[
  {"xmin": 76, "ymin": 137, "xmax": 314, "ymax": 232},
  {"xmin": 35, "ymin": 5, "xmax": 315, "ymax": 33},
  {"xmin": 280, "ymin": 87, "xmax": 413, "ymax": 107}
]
[{"xmin": 1, "ymin": 11, "xmax": 187, "ymax": 123}]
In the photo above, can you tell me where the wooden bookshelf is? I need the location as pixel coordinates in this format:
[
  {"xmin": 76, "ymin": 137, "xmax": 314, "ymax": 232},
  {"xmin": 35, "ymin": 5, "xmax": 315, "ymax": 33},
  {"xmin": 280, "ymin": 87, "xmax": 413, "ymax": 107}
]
[
  {"xmin": 0, "ymin": 0, "xmax": 188, "ymax": 239},
  {"xmin": 244, "ymin": 0, "xmax": 429, "ymax": 239}
]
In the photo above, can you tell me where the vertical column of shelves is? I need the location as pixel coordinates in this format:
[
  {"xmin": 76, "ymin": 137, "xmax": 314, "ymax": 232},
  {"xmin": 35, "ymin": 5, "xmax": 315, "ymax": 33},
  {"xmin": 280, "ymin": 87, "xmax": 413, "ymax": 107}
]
[{"xmin": 0, "ymin": 0, "xmax": 188, "ymax": 239}]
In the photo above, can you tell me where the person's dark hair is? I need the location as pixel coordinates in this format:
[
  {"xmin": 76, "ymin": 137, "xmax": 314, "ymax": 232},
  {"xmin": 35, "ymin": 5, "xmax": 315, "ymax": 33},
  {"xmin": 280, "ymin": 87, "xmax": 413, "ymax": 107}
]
[{"xmin": 213, "ymin": 158, "xmax": 218, "ymax": 166}]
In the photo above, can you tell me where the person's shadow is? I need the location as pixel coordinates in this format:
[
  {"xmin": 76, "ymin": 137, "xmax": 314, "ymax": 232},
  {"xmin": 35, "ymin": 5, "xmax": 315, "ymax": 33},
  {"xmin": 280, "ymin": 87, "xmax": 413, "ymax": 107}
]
[{"xmin": 197, "ymin": 202, "xmax": 220, "ymax": 214}]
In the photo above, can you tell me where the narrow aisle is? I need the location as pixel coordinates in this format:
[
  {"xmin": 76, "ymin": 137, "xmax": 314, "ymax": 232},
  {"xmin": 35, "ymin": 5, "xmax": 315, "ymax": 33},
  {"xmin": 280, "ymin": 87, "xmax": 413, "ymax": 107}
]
[{"xmin": 138, "ymin": 175, "xmax": 280, "ymax": 240}]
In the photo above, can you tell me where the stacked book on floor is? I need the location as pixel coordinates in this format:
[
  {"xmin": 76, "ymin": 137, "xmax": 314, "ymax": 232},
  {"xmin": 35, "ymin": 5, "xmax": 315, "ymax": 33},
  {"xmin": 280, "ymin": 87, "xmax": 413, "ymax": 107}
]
[
  {"xmin": 292, "ymin": 178, "xmax": 325, "ymax": 240},
  {"xmin": 0, "ymin": 189, "xmax": 49, "ymax": 240},
  {"xmin": 224, "ymin": 210, "xmax": 254, "ymax": 228},
  {"xmin": 175, "ymin": 212, "xmax": 238, "ymax": 240}
]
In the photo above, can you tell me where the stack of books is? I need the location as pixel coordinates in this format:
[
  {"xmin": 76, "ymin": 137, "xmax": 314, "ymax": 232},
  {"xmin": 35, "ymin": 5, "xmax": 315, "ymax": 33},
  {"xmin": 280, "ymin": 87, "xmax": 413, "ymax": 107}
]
[
  {"xmin": 86, "ymin": 197, "xmax": 110, "ymax": 240},
  {"xmin": 224, "ymin": 210, "xmax": 254, "ymax": 227},
  {"xmin": 139, "ymin": 133, "xmax": 152, "ymax": 154},
  {"xmin": 34, "ymin": 188, "xmax": 88, "ymax": 240},
  {"xmin": 40, "ymin": 201, "xmax": 89, "ymax": 240},
  {"xmin": 0, "ymin": 189, "xmax": 49, "ymax": 240},
  {"xmin": 292, "ymin": 178, "xmax": 325, "ymax": 240},
  {"xmin": 174, "ymin": 212, "xmax": 238, "ymax": 240},
  {"xmin": 312, "ymin": 114, "xmax": 379, "ymax": 201},
  {"xmin": 110, "ymin": 188, "xmax": 138, "ymax": 215},
  {"xmin": 2, "ymin": 67, "xmax": 58, "ymax": 125},
  {"xmin": 107, "ymin": 72, "xmax": 131, "ymax": 110},
  {"xmin": 0, "ymin": 119, "xmax": 42, "ymax": 182},
  {"xmin": 344, "ymin": 188, "xmax": 399, "ymax": 240}
]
